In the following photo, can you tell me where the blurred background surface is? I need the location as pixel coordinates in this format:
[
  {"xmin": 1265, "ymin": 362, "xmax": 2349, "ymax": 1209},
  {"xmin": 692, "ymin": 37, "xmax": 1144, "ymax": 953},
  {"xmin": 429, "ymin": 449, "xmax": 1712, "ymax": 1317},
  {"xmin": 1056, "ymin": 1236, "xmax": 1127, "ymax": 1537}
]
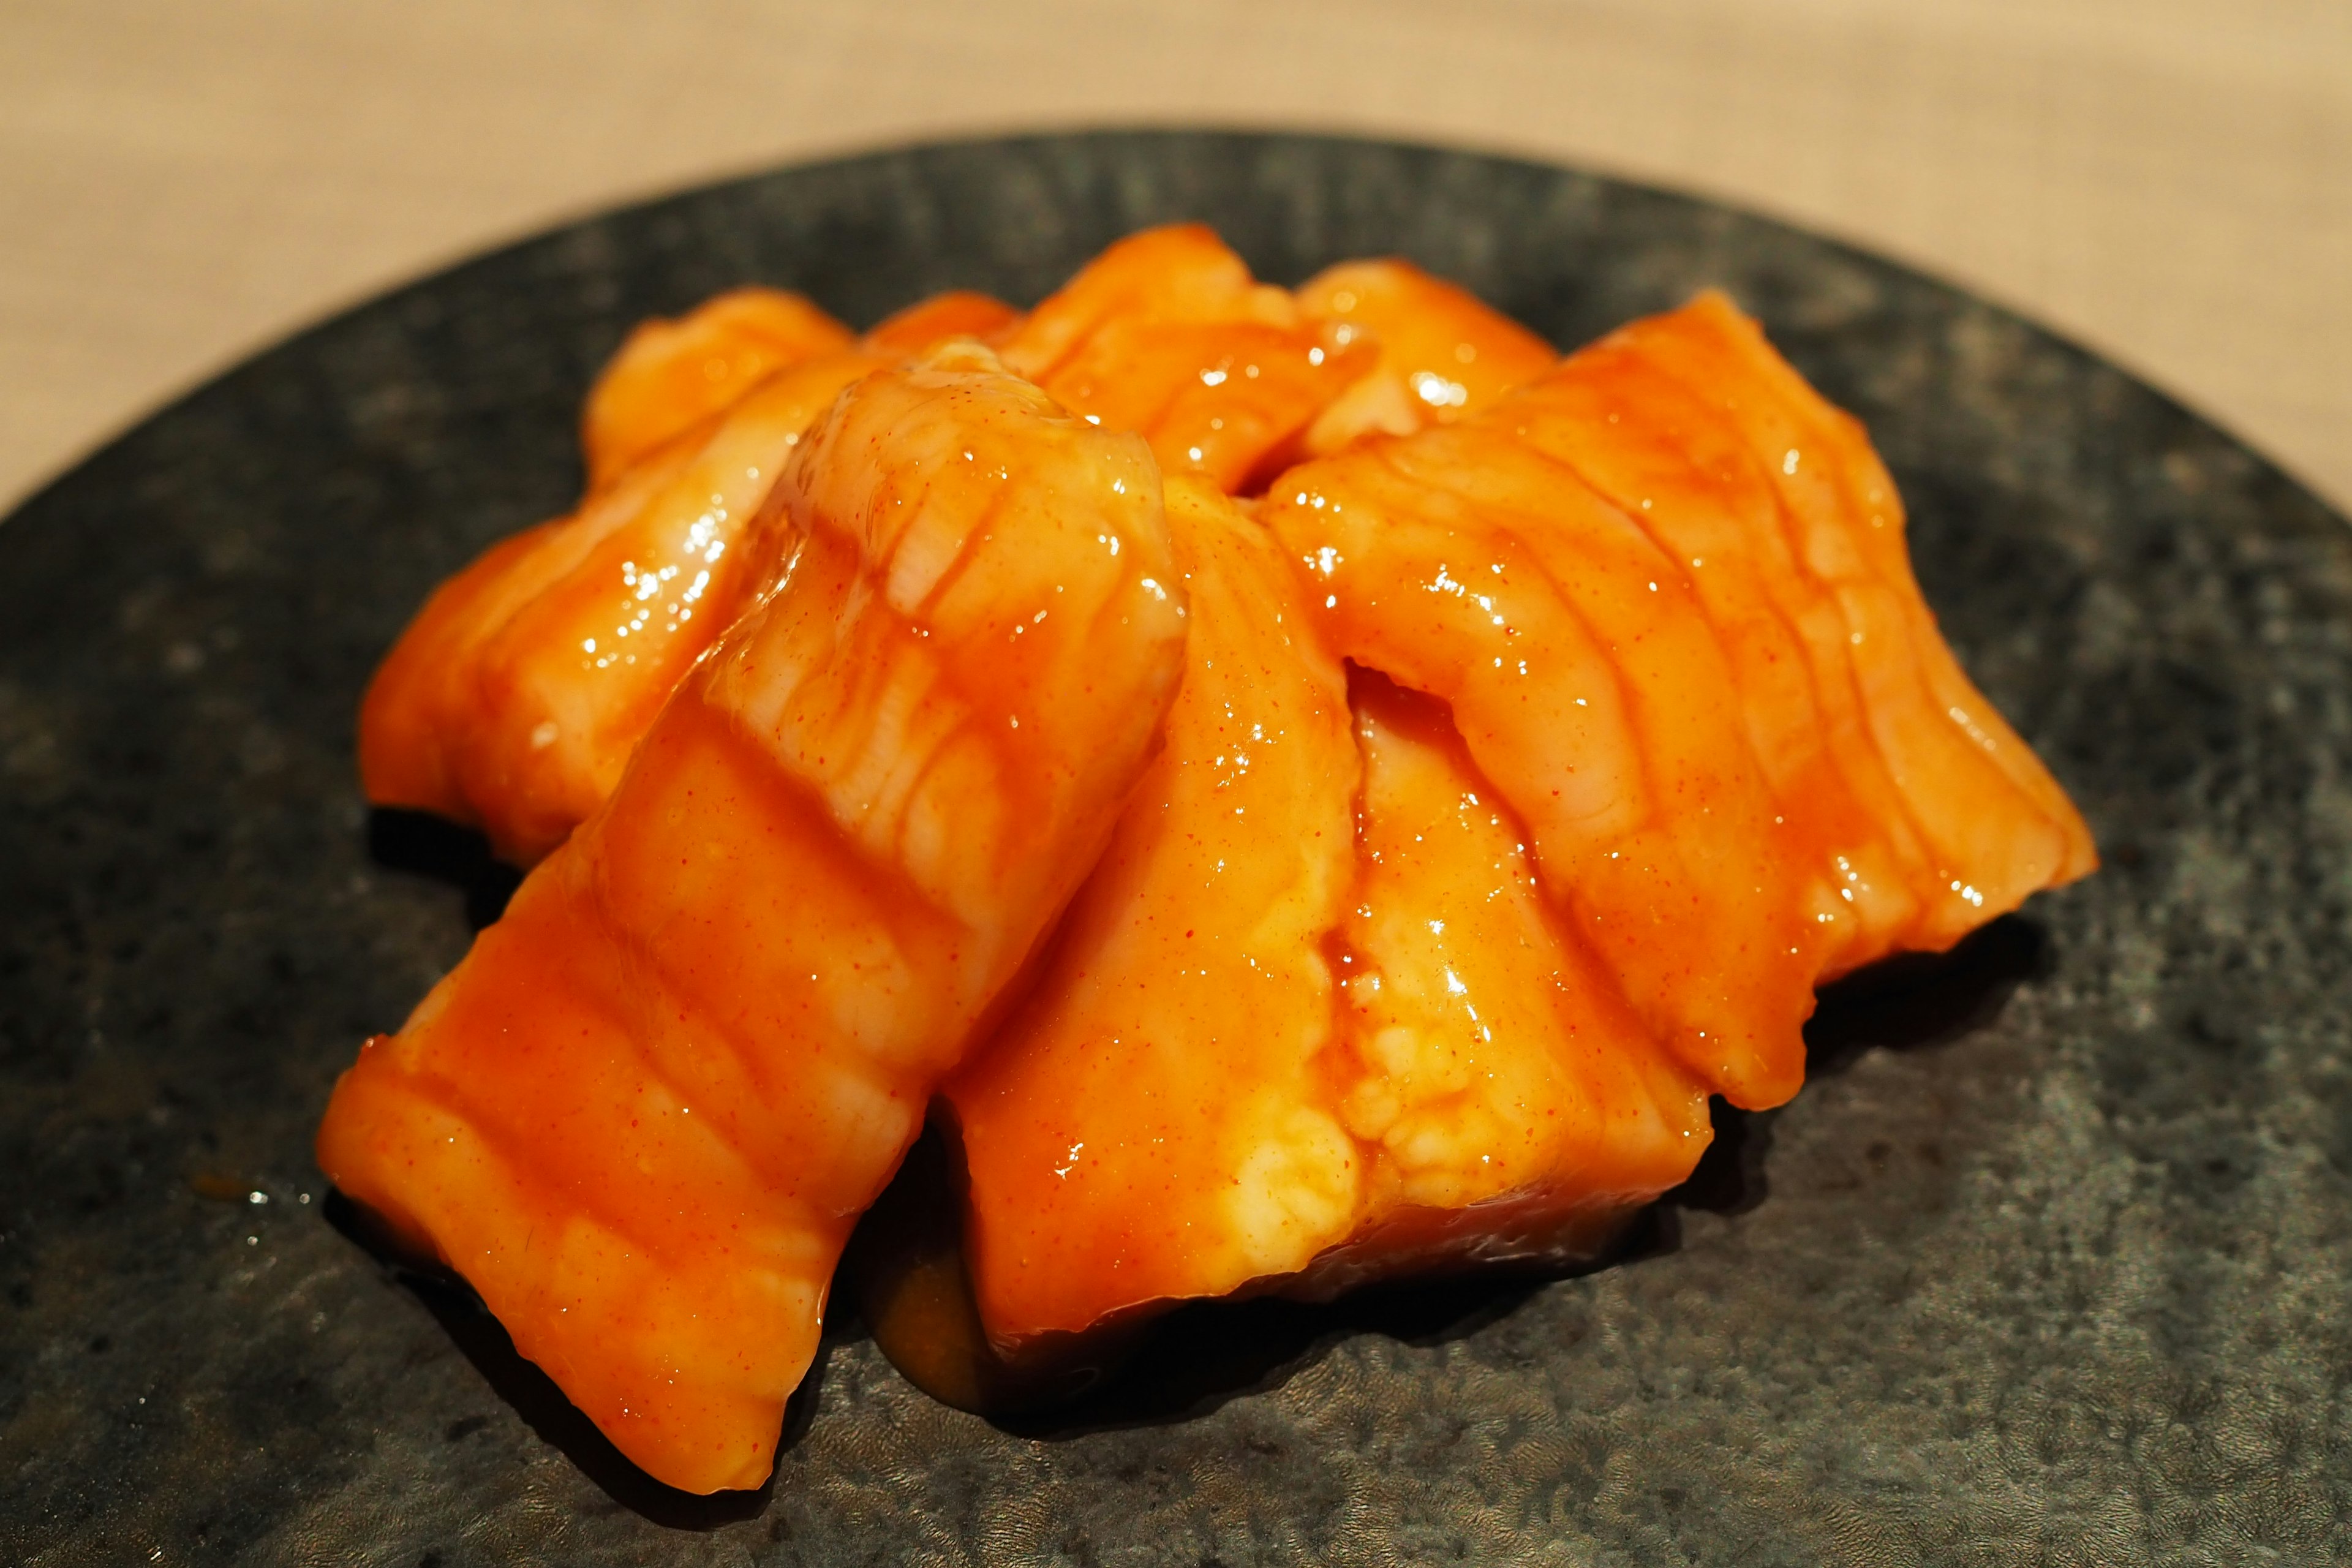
[{"xmin": 2, "ymin": 0, "xmax": 2345, "ymax": 513}]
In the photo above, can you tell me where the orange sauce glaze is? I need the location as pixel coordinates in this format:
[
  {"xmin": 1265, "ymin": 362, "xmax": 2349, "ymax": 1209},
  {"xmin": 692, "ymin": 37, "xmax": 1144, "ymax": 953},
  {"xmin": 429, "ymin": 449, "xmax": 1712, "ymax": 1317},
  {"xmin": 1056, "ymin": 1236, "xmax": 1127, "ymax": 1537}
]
[
  {"xmin": 1265, "ymin": 293, "xmax": 2095, "ymax": 1107},
  {"xmin": 360, "ymin": 253, "xmax": 1552, "ymax": 876},
  {"xmin": 334, "ymin": 258, "xmax": 2097, "ymax": 1441},
  {"xmin": 1264, "ymin": 417, "xmax": 1819, "ymax": 1106},
  {"xmin": 1294, "ymin": 257, "xmax": 1559, "ymax": 456},
  {"xmin": 937, "ymin": 290, "xmax": 2095, "ymax": 1353},
  {"xmin": 360, "ymin": 350, "xmax": 890, "ymax": 863},
  {"xmin": 1608, "ymin": 295, "xmax": 2097, "ymax": 940},
  {"xmin": 862, "ymin": 290, "xmax": 1023, "ymax": 356},
  {"xmin": 318, "ymin": 345, "xmax": 1188, "ymax": 1494},
  {"xmin": 998, "ymin": 224, "xmax": 1371, "ymax": 494},
  {"xmin": 358, "ymin": 292, "xmax": 1026, "ymax": 865},
  {"xmin": 581, "ymin": 287, "xmax": 856, "ymax": 489},
  {"xmin": 946, "ymin": 480, "xmax": 1711, "ymax": 1346}
]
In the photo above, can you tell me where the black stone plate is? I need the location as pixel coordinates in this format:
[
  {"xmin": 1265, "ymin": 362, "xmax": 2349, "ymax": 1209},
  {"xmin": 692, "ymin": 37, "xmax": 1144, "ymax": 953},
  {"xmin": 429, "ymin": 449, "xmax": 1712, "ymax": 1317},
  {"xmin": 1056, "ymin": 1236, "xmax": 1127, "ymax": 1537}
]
[{"xmin": 5, "ymin": 130, "xmax": 2348, "ymax": 1566}]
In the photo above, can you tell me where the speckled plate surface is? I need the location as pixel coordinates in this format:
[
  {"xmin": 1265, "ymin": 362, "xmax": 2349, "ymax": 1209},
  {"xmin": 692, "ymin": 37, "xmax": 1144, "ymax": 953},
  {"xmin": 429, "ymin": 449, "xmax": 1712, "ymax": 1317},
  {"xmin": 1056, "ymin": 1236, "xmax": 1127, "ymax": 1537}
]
[{"xmin": 6, "ymin": 131, "xmax": 2350, "ymax": 1567}]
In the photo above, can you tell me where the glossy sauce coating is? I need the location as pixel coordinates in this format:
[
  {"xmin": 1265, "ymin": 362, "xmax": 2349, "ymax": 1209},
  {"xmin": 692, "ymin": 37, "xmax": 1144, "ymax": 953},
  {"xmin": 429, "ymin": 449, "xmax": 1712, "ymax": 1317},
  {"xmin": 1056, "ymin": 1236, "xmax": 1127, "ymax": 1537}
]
[
  {"xmin": 947, "ymin": 483, "xmax": 1710, "ymax": 1346},
  {"xmin": 1264, "ymin": 419, "xmax": 1822, "ymax": 1107},
  {"xmin": 1295, "ymin": 258, "xmax": 1558, "ymax": 456},
  {"xmin": 318, "ymin": 345, "xmax": 1188, "ymax": 1493},
  {"xmin": 862, "ymin": 290, "xmax": 1022, "ymax": 356},
  {"xmin": 360, "ymin": 346, "xmax": 892, "ymax": 863},
  {"xmin": 998, "ymin": 224, "xmax": 1369, "ymax": 493},
  {"xmin": 1321, "ymin": 673, "xmax": 1711, "ymax": 1283},
  {"xmin": 949, "ymin": 475, "xmax": 1363, "ymax": 1335},
  {"xmin": 1483, "ymin": 328, "xmax": 1930, "ymax": 976},
  {"xmin": 1609, "ymin": 295, "xmax": 2097, "ymax": 941},
  {"xmin": 358, "ymin": 240, "xmax": 1382, "ymax": 866},
  {"xmin": 361, "ymin": 290, "xmax": 1025, "ymax": 863},
  {"xmin": 331, "ymin": 258, "xmax": 2100, "ymax": 1458},
  {"xmin": 948, "ymin": 503, "xmax": 1713, "ymax": 1339},
  {"xmin": 1265, "ymin": 293, "xmax": 2095, "ymax": 1104},
  {"xmin": 581, "ymin": 287, "xmax": 855, "ymax": 488}
]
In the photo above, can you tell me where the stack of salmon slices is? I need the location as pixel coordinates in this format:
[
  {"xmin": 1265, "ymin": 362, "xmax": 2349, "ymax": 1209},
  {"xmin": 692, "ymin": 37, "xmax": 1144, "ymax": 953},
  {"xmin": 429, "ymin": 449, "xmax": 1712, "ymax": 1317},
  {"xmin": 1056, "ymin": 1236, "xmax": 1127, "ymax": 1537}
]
[{"xmin": 319, "ymin": 225, "xmax": 2095, "ymax": 1494}]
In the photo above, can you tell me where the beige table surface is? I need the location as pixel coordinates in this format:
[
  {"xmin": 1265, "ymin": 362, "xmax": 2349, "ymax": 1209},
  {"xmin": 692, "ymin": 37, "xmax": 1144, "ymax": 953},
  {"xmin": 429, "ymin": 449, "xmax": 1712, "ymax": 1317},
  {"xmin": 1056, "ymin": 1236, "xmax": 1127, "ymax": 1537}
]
[{"xmin": 2, "ymin": 0, "xmax": 2345, "ymax": 514}]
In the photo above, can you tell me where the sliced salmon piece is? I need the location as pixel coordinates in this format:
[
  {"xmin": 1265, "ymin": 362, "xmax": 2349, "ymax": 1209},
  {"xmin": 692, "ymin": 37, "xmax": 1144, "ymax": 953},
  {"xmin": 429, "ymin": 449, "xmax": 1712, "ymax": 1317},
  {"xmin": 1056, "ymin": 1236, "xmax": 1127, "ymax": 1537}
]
[
  {"xmin": 1305, "ymin": 674, "xmax": 1712, "ymax": 1295},
  {"xmin": 1263, "ymin": 424, "xmax": 1820, "ymax": 1108},
  {"xmin": 356, "ymin": 444, "xmax": 698, "ymax": 831},
  {"xmin": 1496, "ymin": 336, "xmax": 1931, "ymax": 975},
  {"xmin": 1295, "ymin": 258, "xmax": 1557, "ymax": 456},
  {"xmin": 947, "ymin": 492, "xmax": 1709, "ymax": 1344},
  {"xmin": 942, "ymin": 292, "xmax": 2095, "ymax": 1362},
  {"xmin": 949, "ymin": 475, "xmax": 1363, "ymax": 1338},
  {"xmin": 318, "ymin": 345, "xmax": 1188, "ymax": 1493},
  {"xmin": 361, "ymin": 236, "xmax": 1341, "ymax": 861},
  {"xmin": 360, "ymin": 347, "xmax": 892, "ymax": 863},
  {"xmin": 360, "ymin": 290, "xmax": 1025, "ymax": 863},
  {"xmin": 581, "ymin": 287, "xmax": 854, "ymax": 489},
  {"xmin": 998, "ymin": 224, "xmax": 1368, "ymax": 493},
  {"xmin": 1611, "ymin": 294, "xmax": 2096, "ymax": 945},
  {"xmin": 862, "ymin": 290, "xmax": 1022, "ymax": 356}
]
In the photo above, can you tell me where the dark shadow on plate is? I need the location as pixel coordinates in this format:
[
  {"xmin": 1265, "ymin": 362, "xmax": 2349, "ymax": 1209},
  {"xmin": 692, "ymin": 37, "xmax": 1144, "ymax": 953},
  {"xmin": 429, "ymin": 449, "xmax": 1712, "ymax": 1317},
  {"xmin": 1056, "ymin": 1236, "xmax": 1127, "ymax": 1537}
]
[
  {"xmin": 949, "ymin": 920, "xmax": 2052, "ymax": 1439},
  {"xmin": 1651, "ymin": 912, "xmax": 2049, "ymax": 1220},
  {"xmin": 367, "ymin": 807, "xmax": 523, "ymax": 930},
  {"xmin": 839, "ymin": 1123, "xmax": 1572, "ymax": 1443},
  {"xmin": 990, "ymin": 1266, "xmax": 1558, "ymax": 1442},
  {"xmin": 323, "ymin": 1188, "xmax": 811, "ymax": 1529},
  {"xmin": 1660, "ymin": 1095, "xmax": 1779, "ymax": 1219},
  {"xmin": 316, "ymin": 913, "xmax": 2051, "ymax": 1480},
  {"xmin": 1804, "ymin": 912, "xmax": 2049, "ymax": 1075}
]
